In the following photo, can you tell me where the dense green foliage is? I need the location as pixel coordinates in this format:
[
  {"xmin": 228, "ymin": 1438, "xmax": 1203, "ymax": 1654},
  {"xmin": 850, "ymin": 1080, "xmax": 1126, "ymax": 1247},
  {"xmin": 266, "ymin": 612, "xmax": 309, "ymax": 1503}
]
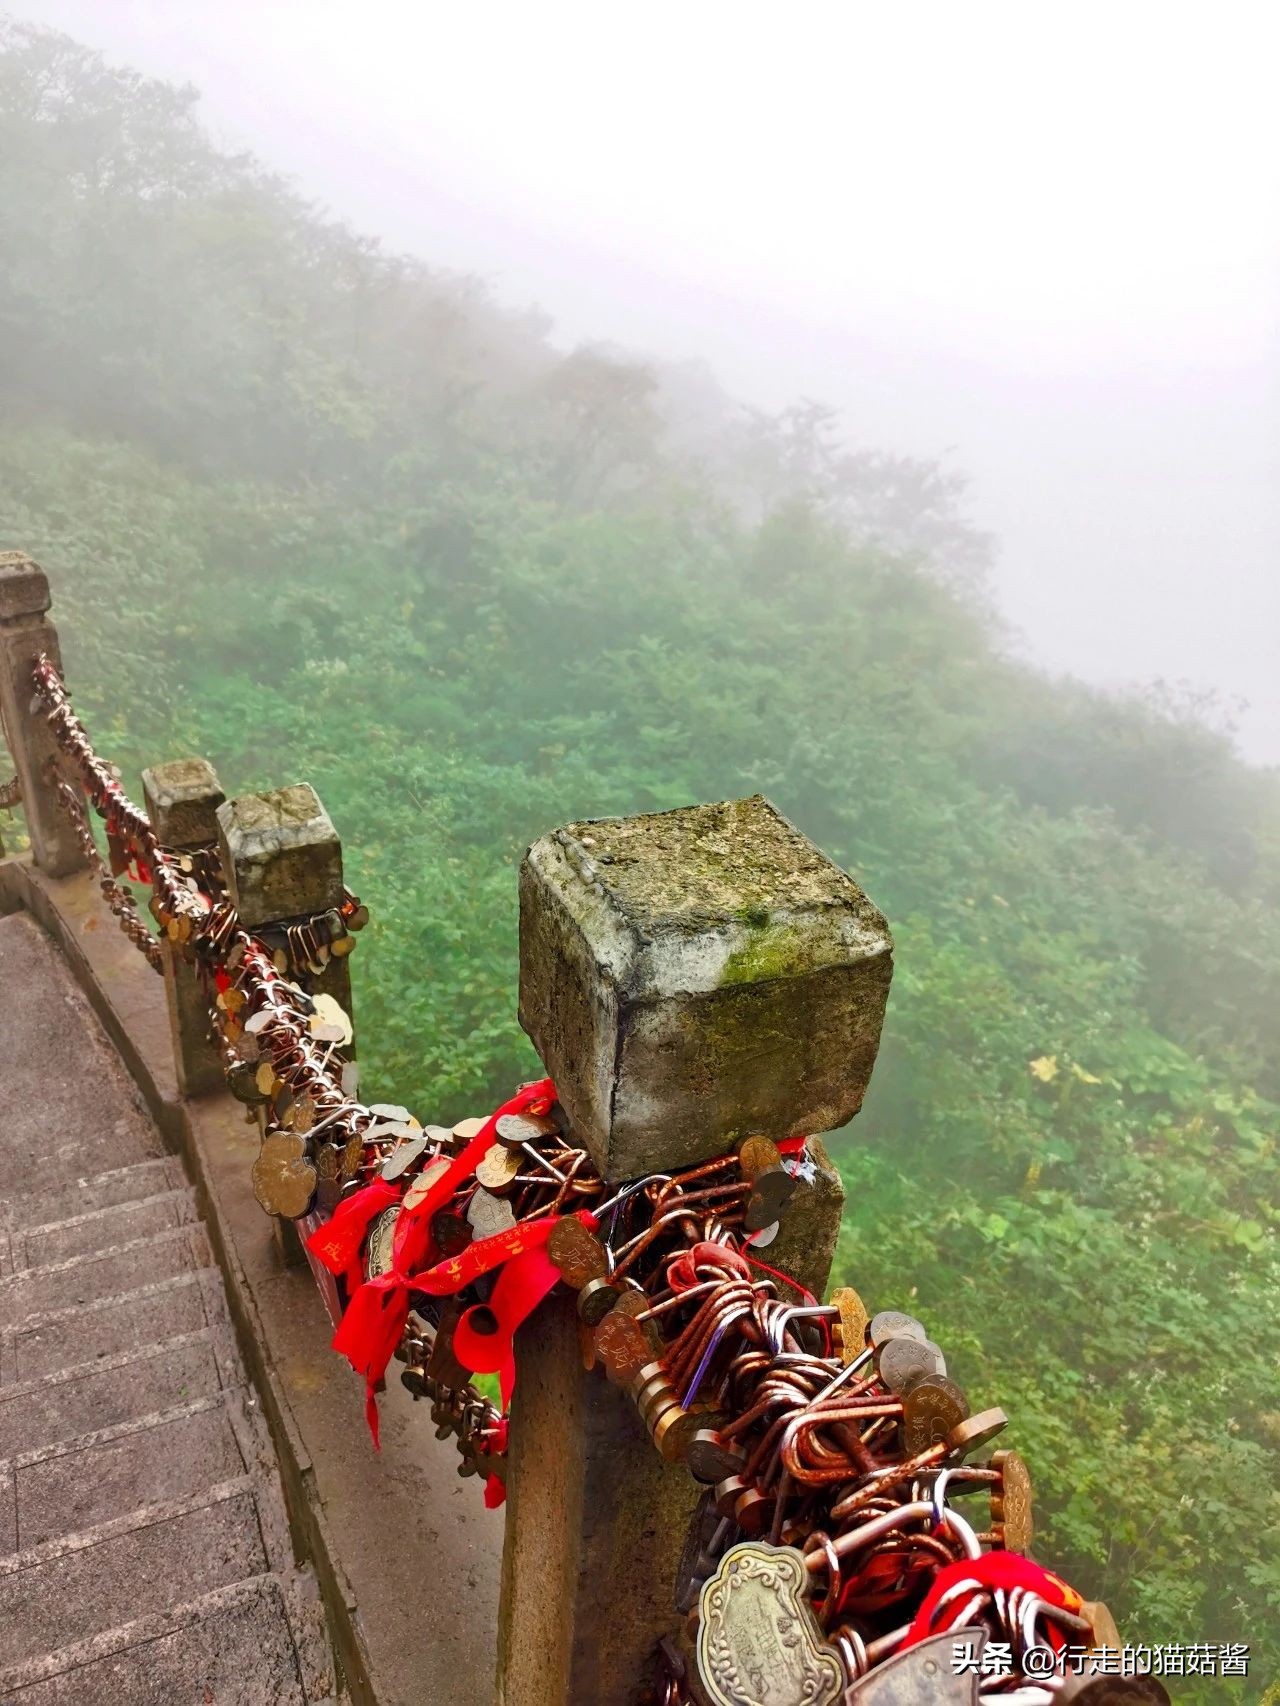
[{"xmin": 3, "ymin": 23, "xmax": 1279, "ymax": 1698}]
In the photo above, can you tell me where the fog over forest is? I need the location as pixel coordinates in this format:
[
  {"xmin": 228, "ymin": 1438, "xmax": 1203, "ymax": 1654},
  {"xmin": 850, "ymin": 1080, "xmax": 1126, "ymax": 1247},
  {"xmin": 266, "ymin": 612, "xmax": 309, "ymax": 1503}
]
[
  {"xmin": 2, "ymin": 11, "xmax": 1280, "ymax": 1698},
  {"xmin": 20, "ymin": 0, "xmax": 1280, "ymax": 764}
]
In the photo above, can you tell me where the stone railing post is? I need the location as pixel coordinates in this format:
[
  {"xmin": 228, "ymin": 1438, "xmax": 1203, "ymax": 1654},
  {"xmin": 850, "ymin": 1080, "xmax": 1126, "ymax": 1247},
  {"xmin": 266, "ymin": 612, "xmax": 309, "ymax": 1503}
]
[
  {"xmin": 142, "ymin": 759, "xmax": 227, "ymax": 1097},
  {"xmin": 216, "ymin": 783, "xmax": 353, "ymax": 1236},
  {"xmin": 215, "ymin": 782, "xmax": 353, "ymax": 1026},
  {"xmin": 0, "ymin": 552, "xmax": 89, "ymax": 876},
  {"xmin": 497, "ymin": 795, "xmax": 893, "ymax": 1706}
]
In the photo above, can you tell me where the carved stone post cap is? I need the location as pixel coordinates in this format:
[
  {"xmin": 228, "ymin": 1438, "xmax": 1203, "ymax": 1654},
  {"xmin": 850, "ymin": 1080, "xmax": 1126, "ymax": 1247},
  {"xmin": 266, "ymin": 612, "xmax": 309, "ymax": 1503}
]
[
  {"xmin": 0, "ymin": 552, "xmax": 51, "ymax": 621},
  {"xmin": 518, "ymin": 794, "xmax": 893, "ymax": 1179},
  {"xmin": 142, "ymin": 758, "xmax": 226, "ymax": 850},
  {"xmin": 216, "ymin": 782, "xmax": 341, "ymax": 927}
]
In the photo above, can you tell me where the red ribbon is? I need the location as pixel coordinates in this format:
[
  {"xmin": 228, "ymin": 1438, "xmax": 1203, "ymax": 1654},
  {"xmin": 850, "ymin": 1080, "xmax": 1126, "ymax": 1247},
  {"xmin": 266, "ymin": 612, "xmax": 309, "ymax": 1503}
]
[
  {"xmin": 901, "ymin": 1553, "xmax": 1083, "ymax": 1652},
  {"xmin": 307, "ymin": 1176, "xmax": 401, "ymax": 1274},
  {"xmin": 452, "ymin": 1242, "xmax": 564, "ymax": 1375},
  {"xmin": 328, "ymin": 1079, "xmax": 556, "ymax": 1444}
]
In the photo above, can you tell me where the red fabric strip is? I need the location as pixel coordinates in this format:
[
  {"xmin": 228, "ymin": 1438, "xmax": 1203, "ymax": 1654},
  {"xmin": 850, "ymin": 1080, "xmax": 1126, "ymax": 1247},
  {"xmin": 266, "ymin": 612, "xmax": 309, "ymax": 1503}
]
[
  {"xmin": 329, "ymin": 1079, "xmax": 558, "ymax": 1444},
  {"xmin": 901, "ymin": 1554, "xmax": 1083, "ymax": 1652},
  {"xmin": 451, "ymin": 1243, "xmax": 563, "ymax": 1375},
  {"xmin": 307, "ymin": 1177, "xmax": 401, "ymax": 1274}
]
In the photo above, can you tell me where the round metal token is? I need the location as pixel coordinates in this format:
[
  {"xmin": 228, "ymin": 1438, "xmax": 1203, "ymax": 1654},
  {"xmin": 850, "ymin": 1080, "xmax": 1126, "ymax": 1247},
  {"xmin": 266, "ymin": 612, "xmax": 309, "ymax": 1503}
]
[
  {"xmin": 737, "ymin": 1134, "xmax": 780, "ymax": 1178},
  {"xmin": 452, "ymin": 1117, "xmax": 487, "ymax": 1142},
  {"xmin": 831, "ymin": 1287, "xmax": 870, "ymax": 1362},
  {"xmin": 743, "ymin": 1165, "xmax": 797, "ymax": 1233},
  {"xmin": 946, "ymin": 1407, "xmax": 1008, "ymax": 1458},
  {"xmin": 402, "ymin": 1157, "xmax": 451, "ymax": 1211},
  {"xmin": 547, "ymin": 1216, "xmax": 609, "ymax": 1288},
  {"xmin": 475, "ymin": 1143, "xmax": 522, "ymax": 1194},
  {"xmin": 654, "ymin": 1405, "xmax": 713, "ymax": 1464},
  {"xmin": 901, "ymin": 1376, "xmax": 971, "ymax": 1455},
  {"xmin": 576, "ymin": 1274, "xmax": 621, "ymax": 1326},
  {"xmin": 685, "ymin": 1429, "xmax": 745, "ymax": 1485},
  {"xmin": 250, "ymin": 1132, "xmax": 316, "ymax": 1220},
  {"xmin": 878, "ymin": 1334, "xmax": 946, "ymax": 1394},
  {"xmin": 990, "ymin": 1448, "xmax": 1034, "ymax": 1553},
  {"xmin": 314, "ymin": 1142, "xmax": 339, "ymax": 1184},
  {"xmin": 381, "ymin": 1132, "xmax": 429, "ymax": 1182},
  {"xmin": 1081, "ymin": 1599, "xmax": 1122, "ymax": 1649},
  {"xmin": 494, "ymin": 1111, "xmax": 559, "ymax": 1150},
  {"xmin": 466, "ymin": 1187, "xmax": 517, "ymax": 1240},
  {"xmin": 364, "ymin": 1205, "xmax": 400, "ymax": 1278},
  {"xmin": 595, "ymin": 1308, "xmax": 651, "ymax": 1385},
  {"xmin": 340, "ymin": 1133, "xmax": 365, "ymax": 1183},
  {"xmin": 869, "ymin": 1310, "xmax": 928, "ymax": 1348}
]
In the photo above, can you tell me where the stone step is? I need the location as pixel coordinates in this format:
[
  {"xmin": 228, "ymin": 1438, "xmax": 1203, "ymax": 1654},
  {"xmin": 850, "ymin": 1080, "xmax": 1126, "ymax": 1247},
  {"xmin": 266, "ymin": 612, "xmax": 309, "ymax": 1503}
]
[
  {"xmin": 0, "ymin": 1480, "xmax": 275, "ymax": 1672},
  {"xmin": 9, "ymin": 1187, "xmax": 199, "ymax": 1271},
  {"xmin": 0, "ymin": 916, "xmax": 160, "ymax": 1167},
  {"xmin": 0, "ymin": 1223, "xmax": 213, "ymax": 1328},
  {"xmin": 0, "ymin": 1572, "xmax": 331, "ymax": 1704},
  {"xmin": 0, "ymin": 1328, "xmax": 235, "ymax": 1458},
  {"xmin": 4, "ymin": 1156, "xmax": 185, "ymax": 1224},
  {"xmin": 2, "ymin": 1269, "xmax": 227, "ymax": 1384},
  {"xmin": 0, "ymin": 1392, "xmax": 257, "ymax": 1553},
  {"xmin": 0, "ymin": 1123, "xmax": 166, "ymax": 1197}
]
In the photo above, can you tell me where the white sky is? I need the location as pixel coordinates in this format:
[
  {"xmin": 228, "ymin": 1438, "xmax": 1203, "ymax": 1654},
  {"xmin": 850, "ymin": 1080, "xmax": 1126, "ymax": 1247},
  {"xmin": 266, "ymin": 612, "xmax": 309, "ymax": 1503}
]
[{"xmin": 18, "ymin": 0, "xmax": 1280, "ymax": 762}]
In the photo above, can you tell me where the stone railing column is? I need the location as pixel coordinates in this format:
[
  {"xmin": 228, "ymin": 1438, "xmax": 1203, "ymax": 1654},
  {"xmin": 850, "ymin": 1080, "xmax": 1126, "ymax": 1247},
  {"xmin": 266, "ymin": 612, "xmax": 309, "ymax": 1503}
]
[
  {"xmin": 497, "ymin": 794, "xmax": 893, "ymax": 1706},
  {"xmin": 216, "ymin": 783, "xmax": 352, "ymax": 1270},
  {"xmin": 142, "ymin": 759, "xmax": 227, "ymax": 1097},
  {"xmin": 215, "ymin": 781, "xmax": 353, "ymax": 1036},
  {"xmin": 0, "ymin": 552, "xmax": 89, "ymax": 876}
]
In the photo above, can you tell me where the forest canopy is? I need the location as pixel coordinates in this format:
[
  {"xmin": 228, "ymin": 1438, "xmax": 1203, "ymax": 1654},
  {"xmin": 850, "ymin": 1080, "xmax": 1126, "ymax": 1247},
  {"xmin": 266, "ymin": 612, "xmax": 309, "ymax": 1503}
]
[{"xmin": 2, "ymin": 22, "xmax": 1279, "ymax": 1697}]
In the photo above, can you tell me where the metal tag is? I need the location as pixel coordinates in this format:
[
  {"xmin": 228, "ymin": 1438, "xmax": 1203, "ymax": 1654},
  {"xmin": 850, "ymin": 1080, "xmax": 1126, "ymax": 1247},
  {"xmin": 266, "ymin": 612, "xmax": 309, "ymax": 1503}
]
[
  {"xmin": 843, "ymin": 1630, "xmax": 985, "ymax": 1703},
  {"xmin": 696, "ymin": 1541, "xmax": 844, "ymax": 1706}
]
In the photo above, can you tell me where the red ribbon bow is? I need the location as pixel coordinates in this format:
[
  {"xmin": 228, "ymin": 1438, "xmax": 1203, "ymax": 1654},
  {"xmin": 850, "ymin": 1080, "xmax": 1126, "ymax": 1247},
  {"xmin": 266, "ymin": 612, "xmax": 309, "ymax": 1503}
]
[{"xmin": 321, "ymin": 1078, "xmax": 556, "ymax": 1445}]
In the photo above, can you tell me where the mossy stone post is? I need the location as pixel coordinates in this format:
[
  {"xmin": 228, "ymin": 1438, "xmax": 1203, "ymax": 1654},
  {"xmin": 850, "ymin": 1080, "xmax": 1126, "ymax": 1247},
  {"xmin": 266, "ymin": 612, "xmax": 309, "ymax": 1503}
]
[
  {"xmin": 217, "ymin": 783, "xmax": 353, "ymax": 1255},
  {"xmin": 142, "ymin": 758, "xmax": 227, "ymax": 1097},
  {"xmin": 0, "ymin": 553, "xmax": 89, "ymax": 878},
  {"xmin": 215, "ymin": 782, "xmax": 353, "ymax": 1031},
  {"xmin": 497, "ymin": 795, "xmax": 893, "ymax": 1706}
]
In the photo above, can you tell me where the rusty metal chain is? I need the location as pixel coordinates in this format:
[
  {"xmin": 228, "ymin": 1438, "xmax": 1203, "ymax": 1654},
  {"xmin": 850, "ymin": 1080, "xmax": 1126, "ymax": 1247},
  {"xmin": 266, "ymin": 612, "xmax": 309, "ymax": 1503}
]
[{"xmin": 50, "ymin": 773, "xmax": 164, "ymax": 971}]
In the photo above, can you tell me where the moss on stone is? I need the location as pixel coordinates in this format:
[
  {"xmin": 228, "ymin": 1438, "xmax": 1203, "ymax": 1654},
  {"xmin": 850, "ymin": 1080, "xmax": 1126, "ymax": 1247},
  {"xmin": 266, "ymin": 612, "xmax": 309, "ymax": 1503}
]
[{"xmin": 720, "ymin": 921, "xmax": 806, "ymax": 986}]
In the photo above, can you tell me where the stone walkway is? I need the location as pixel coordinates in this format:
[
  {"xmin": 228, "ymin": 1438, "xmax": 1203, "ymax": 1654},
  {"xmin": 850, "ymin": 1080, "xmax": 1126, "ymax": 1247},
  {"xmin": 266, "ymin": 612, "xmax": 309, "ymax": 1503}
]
[{"xmin": 0, "ymin": 911, "xmax": 338, "ymax": 1704}]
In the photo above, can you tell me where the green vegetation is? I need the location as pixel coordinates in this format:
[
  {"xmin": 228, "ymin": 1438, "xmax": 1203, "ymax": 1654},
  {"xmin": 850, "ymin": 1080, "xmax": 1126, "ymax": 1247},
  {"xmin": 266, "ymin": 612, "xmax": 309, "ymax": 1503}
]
[{"xmin": 3, "ymin": 23, "xmax": 1279, "ymax": 1698}]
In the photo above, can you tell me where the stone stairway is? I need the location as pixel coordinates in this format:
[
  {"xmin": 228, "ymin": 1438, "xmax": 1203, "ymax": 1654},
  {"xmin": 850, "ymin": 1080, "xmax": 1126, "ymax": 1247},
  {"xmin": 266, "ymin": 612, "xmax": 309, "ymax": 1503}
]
[{"xmin": 0, "ymin": 911, "xmax": 339, "ymax": 1704}]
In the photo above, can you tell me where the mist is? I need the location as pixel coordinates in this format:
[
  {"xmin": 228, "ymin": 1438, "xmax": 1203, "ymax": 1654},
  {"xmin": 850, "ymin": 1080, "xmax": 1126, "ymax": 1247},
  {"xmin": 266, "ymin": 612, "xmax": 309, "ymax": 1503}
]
[
  {"xmin": 4, "ymin": 8, "xmax": 1280, "ymax": 1680},
  {"xmin": 15, "ymin": 0, "xmax": 1280, "ymax": 762}
]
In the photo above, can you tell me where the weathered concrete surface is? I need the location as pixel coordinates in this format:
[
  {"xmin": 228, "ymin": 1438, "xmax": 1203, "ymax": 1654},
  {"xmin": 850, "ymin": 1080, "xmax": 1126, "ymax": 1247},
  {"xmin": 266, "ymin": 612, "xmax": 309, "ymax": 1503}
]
[
  {"xmin": 0, "ymin": 907, "xmax": 336, "ymax": 1703},
  {"xmin": 498, "ymin": 1293, "xmax": 697, "ymax": 1706},
  {"xmin": 0, "ymin": 555, "xmax": 86, "ymax": 879},
  {"xmin": 218, "ymin": 780, "xmax": 355, "ymax": 1049},
  {"xmin": 519, "ymin": 794, "xmax": 893, "ymax": 1178},
  {"xmin": 144, "ymin": 759, "xmax": 230, "ymax": 1095},
  {"xmin": 142, "ymin": 757, "xmax": 226, "ymax": 850},
  {"xmin": 217, "ymin": 785, "xmax": 342, "ymax": 928},
  {"xmin": 0, "ymin": 856, "xmax": 503, "ymax": 1706}
]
